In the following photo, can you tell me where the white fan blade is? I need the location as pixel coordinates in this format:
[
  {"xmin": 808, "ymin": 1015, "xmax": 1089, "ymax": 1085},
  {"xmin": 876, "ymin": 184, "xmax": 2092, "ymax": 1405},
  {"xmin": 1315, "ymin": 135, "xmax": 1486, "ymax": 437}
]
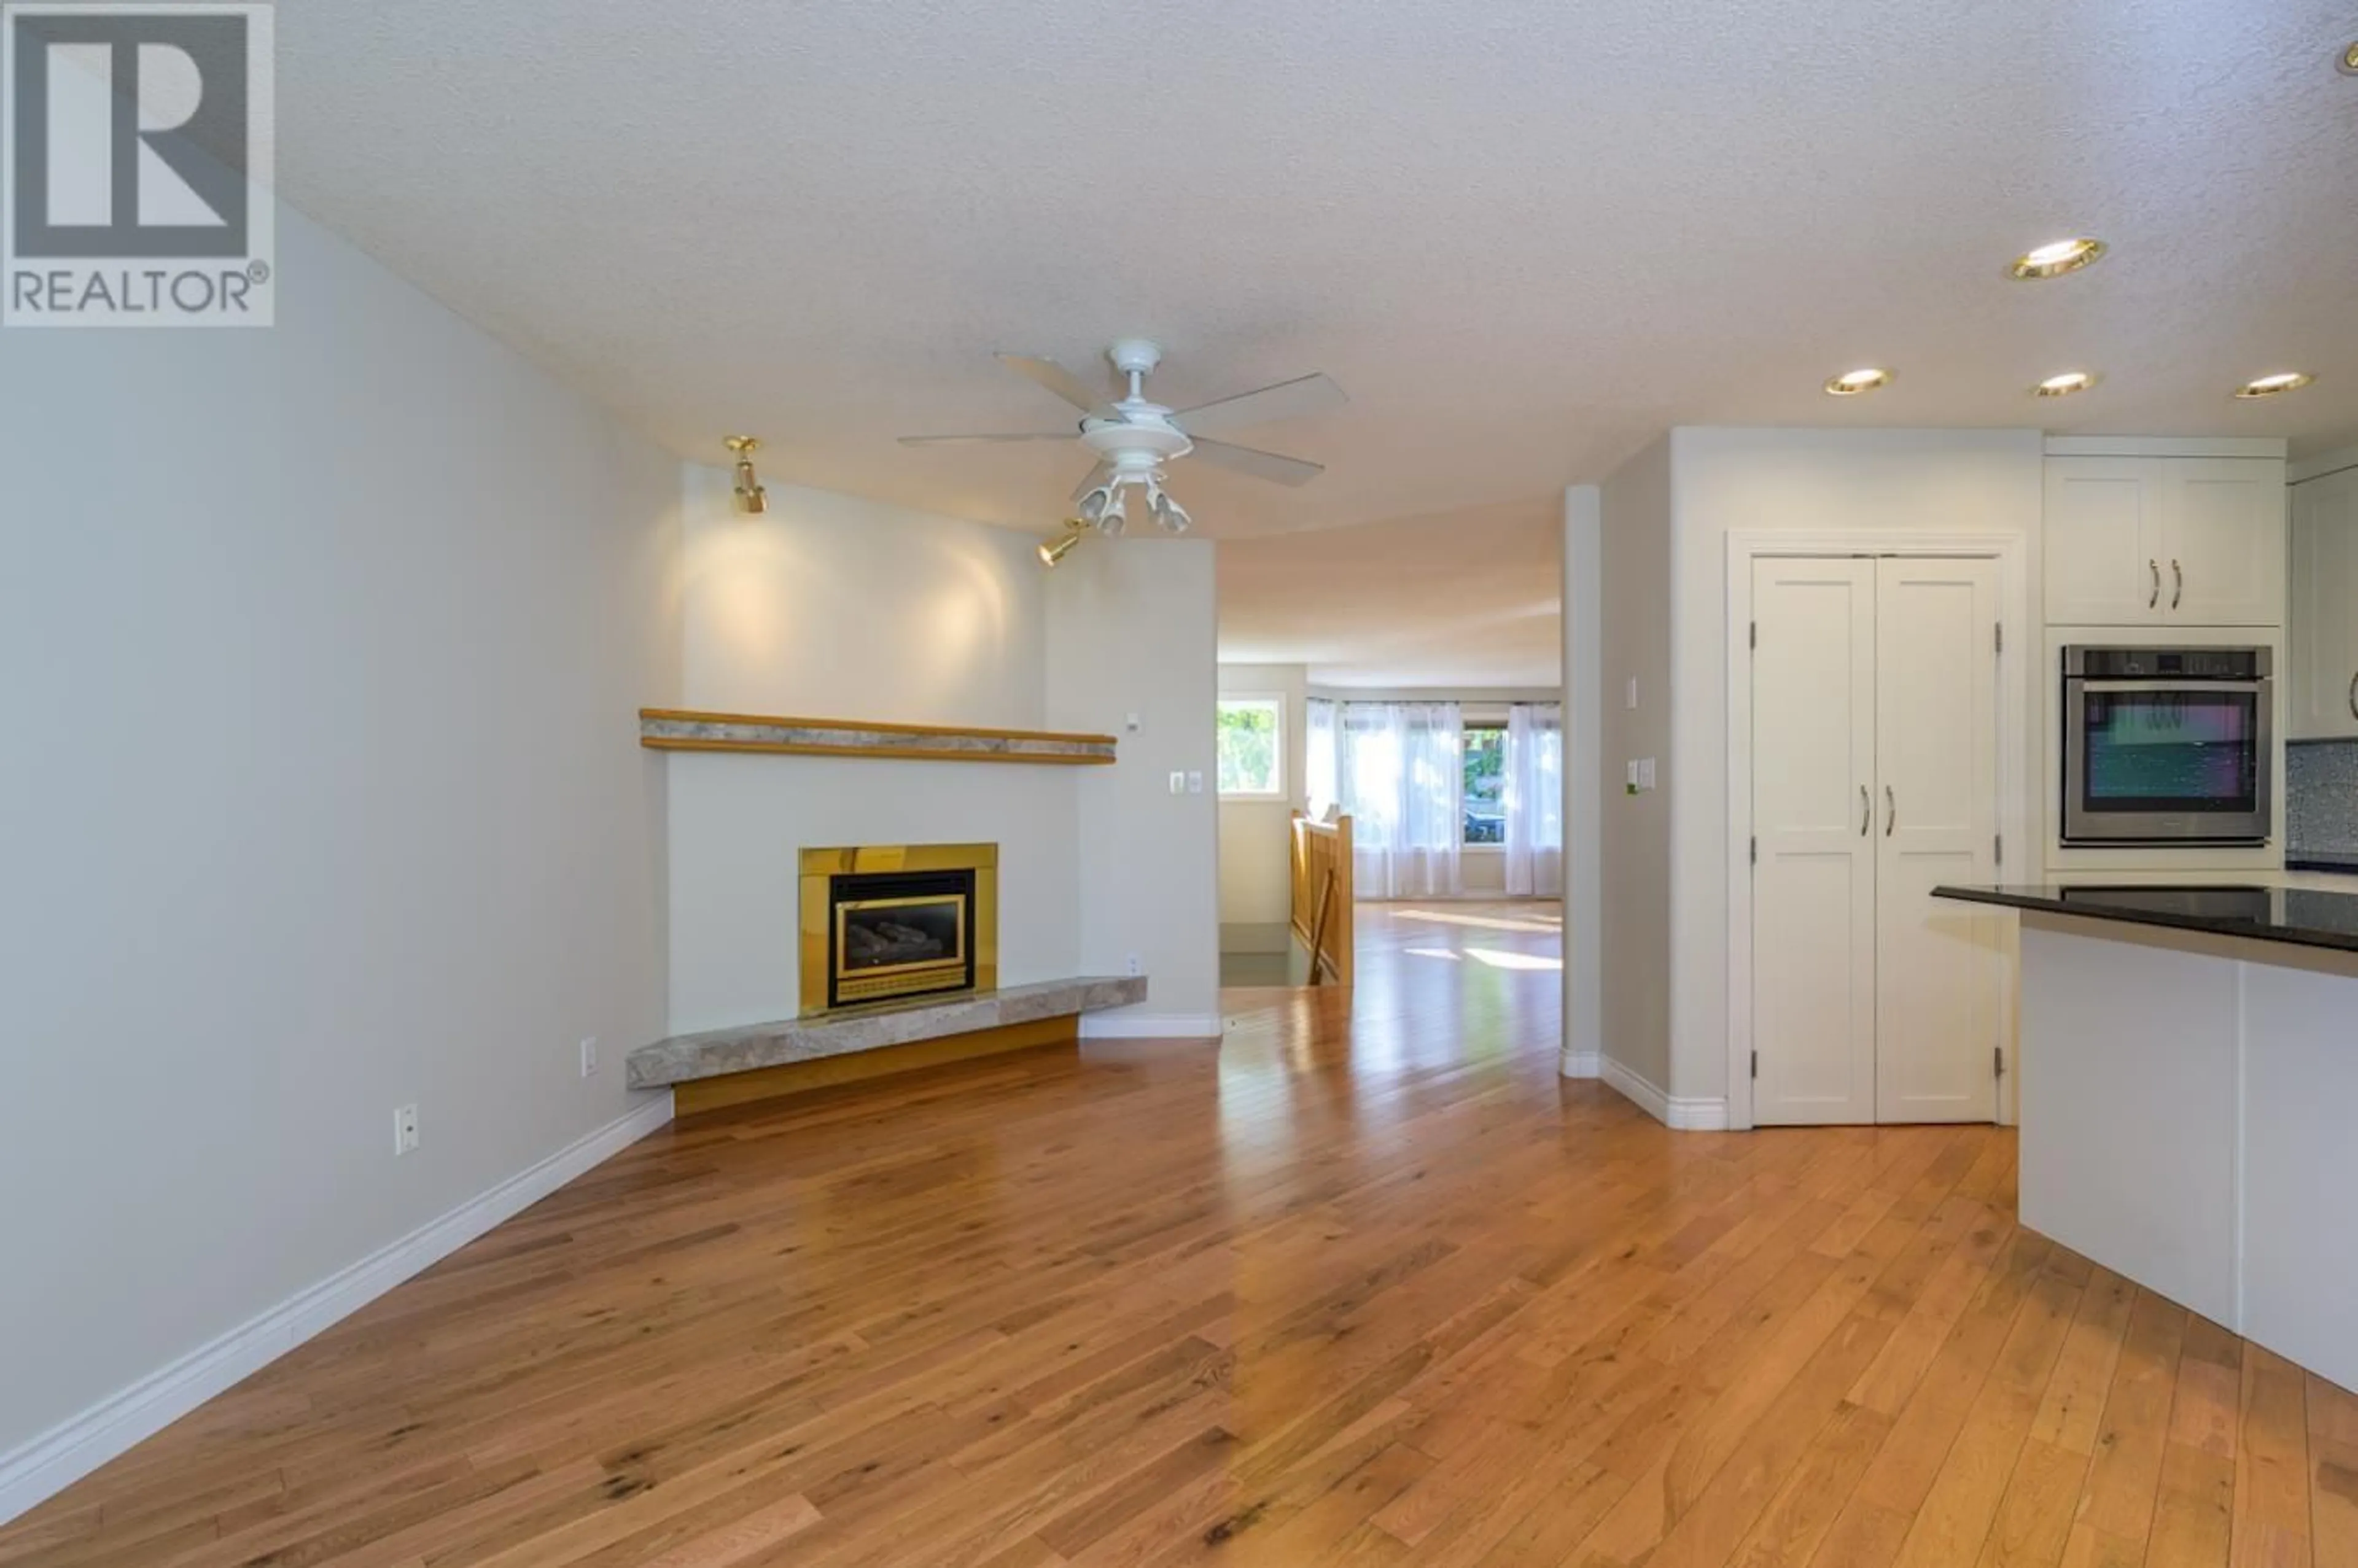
[
  {"xmin": 1172, "ymin": 372, "xmax": 1346, "ymax": 436},
  {"xmin": 995, "ymin": 352, "xmax": 1111, "ymax": 413},
  {"xmin": 898, "ymin": 432, "xmax": 1075, "ymax": 446},
  {"xmin": 1068, "ymin": 461, "xmax": 1115, "ymax": 503},
  {"xmin": 1188, "ymin": 438, "xmax": 1325, "ymax": 487}
]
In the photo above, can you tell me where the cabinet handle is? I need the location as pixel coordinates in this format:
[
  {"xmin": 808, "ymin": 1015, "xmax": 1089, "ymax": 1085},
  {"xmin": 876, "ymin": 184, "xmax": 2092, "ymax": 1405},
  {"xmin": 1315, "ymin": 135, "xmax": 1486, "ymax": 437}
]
[
  {"xmin": 1885, "ymin": 785, "xmax": 1897, "ymax": 838},
  {"xmin": 2171, "ymin": 559, "xmax": 2183, "ymax": 611},
  {"xmin": 1860, "ymin": 785, "xmax": 1870, "ymax": 837},
  {"xmin": 2348, "ymin": 671, "xmax": 2357, "ymax": 722},
  {"xmin": 2148, "ymin": 560, "xmax": 2160, "ymax": 609}
]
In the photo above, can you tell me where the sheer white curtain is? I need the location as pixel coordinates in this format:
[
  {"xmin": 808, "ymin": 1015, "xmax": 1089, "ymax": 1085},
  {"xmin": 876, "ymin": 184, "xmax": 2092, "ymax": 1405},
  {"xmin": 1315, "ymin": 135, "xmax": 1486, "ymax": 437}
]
[
  {"xmin": 1304, "ymin": 698, "xmax": 1340, "ymax": 821},
  {"xmin": 1342, "ymin": 702, "xmax": 1463, "ymax": 898},
  {"xmin": 1504, "ymin": 703, "xmax": 1565, "ymax": 897}
]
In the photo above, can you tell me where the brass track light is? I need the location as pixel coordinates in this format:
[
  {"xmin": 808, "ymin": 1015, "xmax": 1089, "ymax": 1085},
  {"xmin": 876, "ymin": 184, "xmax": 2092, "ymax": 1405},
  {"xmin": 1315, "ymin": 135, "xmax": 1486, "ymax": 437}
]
[
  {"xmin": 1038, "ymin": 521, "xmax": 1090, "ymax": 569},
  {"xmin": 724, "ymin": 436, "xmax": 768, "ymax": 514}
]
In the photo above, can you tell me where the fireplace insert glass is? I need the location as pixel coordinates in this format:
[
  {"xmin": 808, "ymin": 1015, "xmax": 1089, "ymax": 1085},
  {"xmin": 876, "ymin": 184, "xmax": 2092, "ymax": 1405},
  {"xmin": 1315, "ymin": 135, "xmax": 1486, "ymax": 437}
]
[{"xmin": 827, "ymin": 869, "xmax": 976, "ymax": 1008}]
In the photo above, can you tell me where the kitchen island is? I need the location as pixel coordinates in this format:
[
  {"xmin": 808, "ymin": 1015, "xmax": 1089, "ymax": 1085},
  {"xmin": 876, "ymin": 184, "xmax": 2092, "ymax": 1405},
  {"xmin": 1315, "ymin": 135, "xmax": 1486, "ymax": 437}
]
[{"xmin": 1934, "ymin": 882, "xmax": 2358, "ymax": 1393}]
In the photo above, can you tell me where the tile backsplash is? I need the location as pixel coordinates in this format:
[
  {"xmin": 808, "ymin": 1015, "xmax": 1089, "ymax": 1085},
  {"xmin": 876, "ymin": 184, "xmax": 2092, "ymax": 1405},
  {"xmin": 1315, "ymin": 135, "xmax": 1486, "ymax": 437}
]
[{"xmin": 2287, "ymin": 740, "xmax": 2358, "ymax": 858}]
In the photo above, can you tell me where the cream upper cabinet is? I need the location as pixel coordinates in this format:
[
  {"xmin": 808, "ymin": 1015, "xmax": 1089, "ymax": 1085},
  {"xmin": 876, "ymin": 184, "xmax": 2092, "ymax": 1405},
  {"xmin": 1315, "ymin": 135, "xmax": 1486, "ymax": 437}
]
[
  {"xmin": 2290, "ymin": 467, "xmax": 2358, "ymax": 740},
  {"xmin": 2045, "ymin": 455, "xmax": 2286, "ymax": 627},
  {"xmin": 2045, "ymin": 458, "xmax": 2162, "ymax": 623}
]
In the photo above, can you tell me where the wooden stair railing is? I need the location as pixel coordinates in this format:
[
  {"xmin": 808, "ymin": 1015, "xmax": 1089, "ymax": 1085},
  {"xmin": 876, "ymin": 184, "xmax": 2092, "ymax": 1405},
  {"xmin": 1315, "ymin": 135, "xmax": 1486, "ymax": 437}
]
[{"xmin": 1289, "ymin": 812, "xmax": 1355, "ymax": 987}]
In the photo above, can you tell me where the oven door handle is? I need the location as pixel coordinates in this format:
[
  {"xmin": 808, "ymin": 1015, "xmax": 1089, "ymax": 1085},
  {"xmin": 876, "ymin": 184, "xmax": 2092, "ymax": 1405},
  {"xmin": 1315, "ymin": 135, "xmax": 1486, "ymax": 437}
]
[{"xmin": 2070, "ymin": 678, "xmax": 2270, "ymax": 695}]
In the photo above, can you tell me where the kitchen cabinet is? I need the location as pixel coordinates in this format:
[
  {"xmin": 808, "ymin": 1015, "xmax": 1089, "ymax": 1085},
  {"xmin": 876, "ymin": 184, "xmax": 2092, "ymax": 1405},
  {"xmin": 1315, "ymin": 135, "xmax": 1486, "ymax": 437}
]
[
  {"xmin": 2045, "ymin": 456, "xmax": 2286, "ymax": 627},
  {"xmin": 2290, "ymin": 465, "xmax": 2358, "ymax": 739},
  {"xmin": 1749, "ymin": 556, "xmax": 2002, "ymax": 1125}
]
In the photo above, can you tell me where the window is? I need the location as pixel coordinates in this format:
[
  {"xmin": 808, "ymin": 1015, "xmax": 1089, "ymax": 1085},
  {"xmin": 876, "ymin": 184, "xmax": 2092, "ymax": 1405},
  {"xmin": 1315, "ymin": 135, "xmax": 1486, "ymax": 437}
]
[
  {"xmin": 1216, "ymin": 697, "xmax": 1285, "ymax": 798},
  {"xmin": 1462, "ymin": 724, "xmax": 1506, "ymax": 844}
]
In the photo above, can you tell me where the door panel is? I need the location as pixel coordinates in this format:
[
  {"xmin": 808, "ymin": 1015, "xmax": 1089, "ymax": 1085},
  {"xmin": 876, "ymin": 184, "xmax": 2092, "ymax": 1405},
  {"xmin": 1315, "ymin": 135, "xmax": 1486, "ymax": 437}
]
[
  {"xmin": 2290, "ymin": 470, "xmax": 2358, "ymax": 739},
  {"xmin": 1874, "ymin": 558, "xmax": 2000, "ymax": 1124},
  {"xmin": 2045, "ymin": 459, "xmax": 2160, "ymax": 625},
  {"xmin": 2165, "ymin": 459, "xmax": 2286, "ymax": 626},
  {"xmin": 1752, "ymin": 558, "xmax": 1877, "ymax": 1125}
]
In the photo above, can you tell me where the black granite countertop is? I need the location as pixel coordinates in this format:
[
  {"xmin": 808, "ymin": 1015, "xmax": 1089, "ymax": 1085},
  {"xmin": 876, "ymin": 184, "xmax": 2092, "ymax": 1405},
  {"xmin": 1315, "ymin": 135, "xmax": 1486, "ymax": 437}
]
[{"xmin": 1932, "ymin": 883, "xmax": 2358, "ymax": 957}]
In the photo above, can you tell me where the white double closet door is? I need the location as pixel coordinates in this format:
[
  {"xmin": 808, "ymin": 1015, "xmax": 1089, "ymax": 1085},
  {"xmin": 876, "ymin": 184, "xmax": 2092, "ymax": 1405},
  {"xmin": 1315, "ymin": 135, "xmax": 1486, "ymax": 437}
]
[{"xmin": 1752, "ymin": 556, "xmax": 2003, "ymax": 1126}]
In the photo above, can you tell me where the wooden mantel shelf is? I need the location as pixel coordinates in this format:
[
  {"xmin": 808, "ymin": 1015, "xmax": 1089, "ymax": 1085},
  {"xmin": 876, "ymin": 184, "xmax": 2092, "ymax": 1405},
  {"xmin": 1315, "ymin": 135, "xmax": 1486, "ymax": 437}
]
[{"xmin": 639, "ymin": 708, "xmax": 1118, "ymax": 766}]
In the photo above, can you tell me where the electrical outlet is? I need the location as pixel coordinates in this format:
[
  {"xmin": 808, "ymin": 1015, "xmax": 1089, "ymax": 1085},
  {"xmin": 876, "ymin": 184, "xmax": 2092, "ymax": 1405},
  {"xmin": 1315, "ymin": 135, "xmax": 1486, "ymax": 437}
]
[
  {"xmin": 579, "ymin": 1037, "xmax": 598, "ymax": 1078},
  {"xmin": 393, "ymin": 1104, "xmax": 419, "ymax": 1156},
  {"xmin": 1125, "ymin": 952, "xmax": 1144, "ymax": 977},
  {"xmin": 1186, "ymin": 771, "xmax": 1205, "ymax": 794}
]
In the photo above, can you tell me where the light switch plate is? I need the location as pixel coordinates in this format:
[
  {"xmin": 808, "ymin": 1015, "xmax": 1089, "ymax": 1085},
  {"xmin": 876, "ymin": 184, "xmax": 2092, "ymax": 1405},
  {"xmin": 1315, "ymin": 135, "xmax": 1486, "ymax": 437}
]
[{"xmin": 1169, "ymin": 770, "xmax": 1186, "ymax": 795}]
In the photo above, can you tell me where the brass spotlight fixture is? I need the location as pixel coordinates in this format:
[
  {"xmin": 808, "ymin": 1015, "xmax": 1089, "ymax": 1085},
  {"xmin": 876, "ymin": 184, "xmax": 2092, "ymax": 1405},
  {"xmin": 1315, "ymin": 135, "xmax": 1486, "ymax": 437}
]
[
  {"xmin": 2233, "ymin": 372, "xmax": 2314, "ymax": 400},
  {"xmin": 724, "ymin": 436, "xmax": 768, "ymax": 514},
  {"xmin": 1823, "ymin": 367, "xmax": 1894, "ymax": 397},
  {"xmin": 2034, "ymin": 370, "xmax": 2101, "ymax": 398},
  {"xmin": 2007, "ymin": 238, "xmax": 2106, "ymax": 281},
  {"xmin": 2339, "ymin": 41, "xmax": 2358, "ymax": 75},
  {"xmin": 1038, "ymin": 521, "xmax": 1090, "ymax": 569}
]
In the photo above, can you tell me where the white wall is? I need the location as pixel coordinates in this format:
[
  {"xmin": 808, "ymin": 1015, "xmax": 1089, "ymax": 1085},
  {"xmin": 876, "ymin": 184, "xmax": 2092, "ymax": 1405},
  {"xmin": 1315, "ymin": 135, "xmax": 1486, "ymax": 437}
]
[
  {"xmin": 1216, "ymin": 663, "xmax": 1307, "ymax": 952},
  {"xmin": 0, "ymin": 202, "xmax": 679, "ymax": 1483},
  {"xmin": 1665, "ymin": 428, "xmax": 2044, "ymax": 1106},
  {"xmin": 1562, "ymin": 486, "xmax": 1603, "ymax": 1077},
  {"xmin": 1596, "ymin": 440, "xmax": 1676, "ymax": 1098},
  {"xmin": 1047, "ymin": 541, "xmax": 1223, "ymax": 1033},
  {"xmin": 666, "ymin": 474, "xmax": 1079, "ymax": 1031}
]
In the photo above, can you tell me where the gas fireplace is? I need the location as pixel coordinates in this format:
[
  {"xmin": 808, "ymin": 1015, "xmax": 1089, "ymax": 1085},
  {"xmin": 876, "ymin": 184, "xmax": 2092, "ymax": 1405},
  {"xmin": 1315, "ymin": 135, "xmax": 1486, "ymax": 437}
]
[{"xmin": 799, "ymin": 844, "xmax": 998, "ymax": 1013}]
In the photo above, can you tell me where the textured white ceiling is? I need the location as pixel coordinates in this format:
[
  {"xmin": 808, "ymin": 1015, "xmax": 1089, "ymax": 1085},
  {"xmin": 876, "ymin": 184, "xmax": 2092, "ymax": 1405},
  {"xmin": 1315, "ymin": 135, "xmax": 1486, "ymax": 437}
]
[
  {"xmin": 1218, "ymin": 499, "xmax": 1562, "ymax": 688},
  {"xmin": 276, "ymin": 1, "xmax": 2358, "ymax": 542}
]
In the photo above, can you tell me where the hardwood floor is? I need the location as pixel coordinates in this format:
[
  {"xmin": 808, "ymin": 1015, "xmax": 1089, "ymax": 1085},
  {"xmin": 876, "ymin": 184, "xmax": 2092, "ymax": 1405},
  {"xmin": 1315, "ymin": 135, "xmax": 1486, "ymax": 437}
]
[{"xmin": 6, "ymin": 901, "xmax": 2352, "ymax": 1566}]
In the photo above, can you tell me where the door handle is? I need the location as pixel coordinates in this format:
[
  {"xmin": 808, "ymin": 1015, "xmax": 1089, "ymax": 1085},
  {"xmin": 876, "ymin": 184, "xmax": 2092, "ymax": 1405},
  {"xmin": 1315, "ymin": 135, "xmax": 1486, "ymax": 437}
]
[
  {"xmin": 1885, "ymin": 785, "xmax": 1897, "ymax": 837},
  {"xmin": 1860, "ymin": 785, "xmax": 1871, "ymax": 837},
  {"xmin": 2148, "ymin": 560, "xmax": 2160, "ymax": 609},
  {"xmin": 2171, "ymin": 560, "xmax": 2183, "ymax": 611}
]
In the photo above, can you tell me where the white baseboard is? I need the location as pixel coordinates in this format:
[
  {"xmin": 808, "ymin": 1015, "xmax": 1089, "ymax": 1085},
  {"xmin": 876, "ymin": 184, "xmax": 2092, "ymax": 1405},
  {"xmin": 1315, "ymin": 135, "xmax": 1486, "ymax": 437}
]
[
  {"xmin": 1559, "ymin": 1050, "xmax": 1601, "ymax": 1079},
  {"xmin": 0, "ymin": 1093, "xmax": 675, "ymax": 1527},
  {"xmin": 1600, "ymin": 1057, "xmax": 1730, "ymax": 1131},
  {"xmin": 1081, "ymin": 1012, "xmax": 1225, "ymax": 1040}
]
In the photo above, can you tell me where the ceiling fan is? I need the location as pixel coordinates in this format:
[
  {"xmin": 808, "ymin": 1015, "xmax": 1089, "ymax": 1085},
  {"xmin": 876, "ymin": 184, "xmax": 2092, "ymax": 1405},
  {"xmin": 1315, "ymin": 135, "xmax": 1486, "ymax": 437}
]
[{"xmin": 898, "ymin": 339, "xmax": 1345, "ymax": 535}]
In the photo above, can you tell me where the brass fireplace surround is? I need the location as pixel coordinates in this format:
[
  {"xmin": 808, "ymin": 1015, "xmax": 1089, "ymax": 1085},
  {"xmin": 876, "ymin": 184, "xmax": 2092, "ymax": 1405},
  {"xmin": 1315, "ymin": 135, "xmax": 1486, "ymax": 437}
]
[{"xmin": 799, "ymin": 844, "xmax": 998, "ymax": 1015}]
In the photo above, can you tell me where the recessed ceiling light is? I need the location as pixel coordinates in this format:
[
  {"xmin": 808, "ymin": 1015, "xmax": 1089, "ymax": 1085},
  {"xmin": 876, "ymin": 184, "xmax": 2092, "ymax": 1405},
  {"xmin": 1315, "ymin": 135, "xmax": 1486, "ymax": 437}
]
[
  {"xmin": 2234, "ymin": 371, "xmax": 2314, "ymax": 399},
  {"xmin": 1824, "ymin": 367, "xmax": 1894, "ymax": 397},
  {"xmin": 2034, "ymin": 371, "xmax": 2100, "ymax": 398},
  {"xmin": 2008, "ymin": 238, "xmax": 2106, "ymax": 280}
]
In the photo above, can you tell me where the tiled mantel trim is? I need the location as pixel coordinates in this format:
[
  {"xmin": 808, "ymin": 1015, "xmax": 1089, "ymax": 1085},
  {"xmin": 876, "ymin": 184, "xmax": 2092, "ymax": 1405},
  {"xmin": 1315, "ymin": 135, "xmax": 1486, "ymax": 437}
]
[{"xmin": 639, "ymin": 708, "xmax": 1118, "ymax": 765}]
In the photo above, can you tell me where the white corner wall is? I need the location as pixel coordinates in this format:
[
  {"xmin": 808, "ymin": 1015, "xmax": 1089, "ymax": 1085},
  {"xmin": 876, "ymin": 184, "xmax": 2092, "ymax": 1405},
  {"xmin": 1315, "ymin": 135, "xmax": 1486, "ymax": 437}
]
[
  {"xmin": 0, "ymin": 200, "xmax": 680, "ymax": 1507},
  {"xmin": 1665, "ymin": 427, "xmax": 2044, "ymax": 1112},
  {"xmin": 1047, "ymin": 541, "xmax": 1223, "ymax": 1034},
  {"xmin": 1595, "ymin": 441, "xmax": 1676, "ymax": 1103},
  {"xmin": 1561, "ymin": 486, "xmax": 1603, "ymax": 1078},
  {"xmin": 1216, "ymin": 663, "xmax": 1308, "ymax": 952},
  {"xmin": 665, "ymin": 473, "xmax": 1080, "ymax": 1031}
]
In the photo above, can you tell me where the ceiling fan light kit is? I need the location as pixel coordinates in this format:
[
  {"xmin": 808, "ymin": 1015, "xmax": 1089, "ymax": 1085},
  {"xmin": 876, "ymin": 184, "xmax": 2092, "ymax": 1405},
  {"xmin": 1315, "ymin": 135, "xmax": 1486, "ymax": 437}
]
[{"xmin": 901, "ymin": 339, "xmax": 1344, "ymax": 540}]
